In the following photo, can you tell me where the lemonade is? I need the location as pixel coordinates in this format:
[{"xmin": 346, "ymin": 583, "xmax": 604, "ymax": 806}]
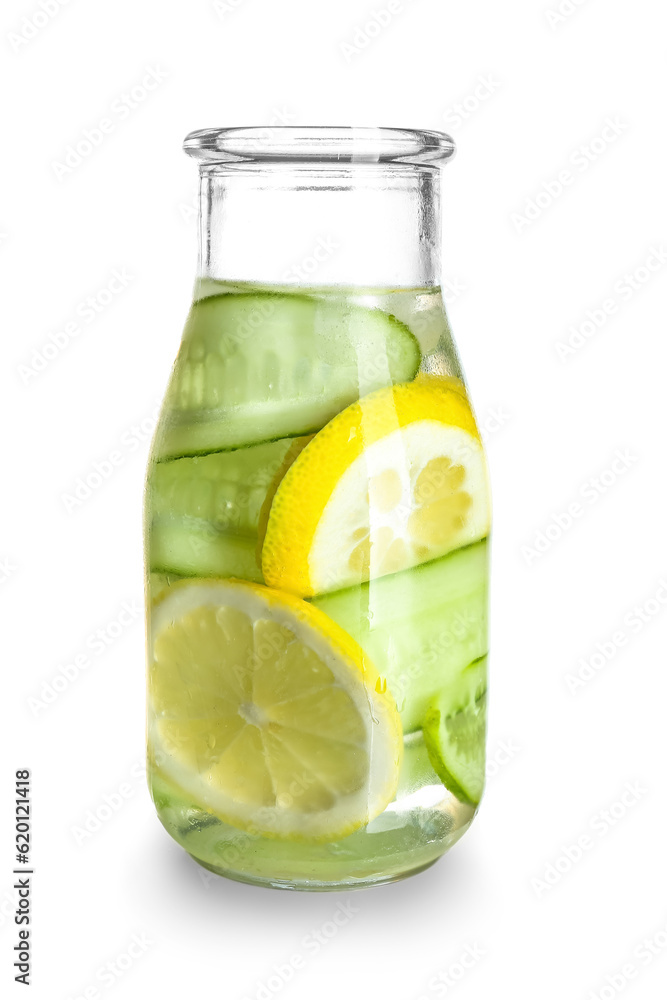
[{"xmin": 145, "ymin": 280, "xmax": 490, "ymax": 888}]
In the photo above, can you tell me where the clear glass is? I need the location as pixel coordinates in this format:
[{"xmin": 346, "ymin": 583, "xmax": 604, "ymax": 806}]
[{"xmin": 144, "ymin": 127, "xmax": 490, "ymax": 890}]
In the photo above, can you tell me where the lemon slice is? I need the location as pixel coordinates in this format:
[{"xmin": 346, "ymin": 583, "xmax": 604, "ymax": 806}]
[
  {"xmin": 149, "ymin": 578, "xmax": 402, "ymax": 841},
  {"xmin": 262, "ymin": 376, "xmax": 491, "ymax": 597}
]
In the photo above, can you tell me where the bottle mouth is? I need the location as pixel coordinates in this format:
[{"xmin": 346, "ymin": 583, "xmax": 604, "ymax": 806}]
[{"xmin": 183, "ymin": 126, "xmax": 455, "ymax": 166}]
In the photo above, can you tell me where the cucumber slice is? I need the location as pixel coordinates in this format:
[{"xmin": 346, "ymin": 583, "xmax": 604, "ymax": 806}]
[
  {"xmin": 149, "ymin": 437, "xmax": 303, "ymax": 532},
  {"xmin": 312, "ymin": 540, "xmax": 488, "ymax": 732},
  {"xmin": 147, "ymin": 436, "xmax": 309, "ymax": 581},
  {"xmin": 155, "ymin": 293, "xmax": 421, "ymax": 458},
  {"xmin": 423, "ymin": 670, "xmax": 487, "ymax": 806},
  {"xmin": 149, "ymin": 517, "xmax": 262, "ymax": 581}
]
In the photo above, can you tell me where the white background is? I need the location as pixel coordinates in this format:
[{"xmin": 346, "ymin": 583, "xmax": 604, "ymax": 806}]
[{"xmin": 2, "ymin": 1, "xmax": 667, "ymax": 998}]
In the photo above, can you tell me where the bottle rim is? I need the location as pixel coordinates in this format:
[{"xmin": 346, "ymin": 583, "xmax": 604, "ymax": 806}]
[{"xmin": 183, "ymin": 126, "xmax": 455, "ymax": 165}]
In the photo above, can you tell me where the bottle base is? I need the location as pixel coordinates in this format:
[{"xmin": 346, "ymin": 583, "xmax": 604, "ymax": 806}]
[
  {"xmin": 152, "ymin": 765, "xmax": 476, "ymax": 892},
  {"xmin": 189, "ymin": 852, "xmax": 445, "ymax": 892}
]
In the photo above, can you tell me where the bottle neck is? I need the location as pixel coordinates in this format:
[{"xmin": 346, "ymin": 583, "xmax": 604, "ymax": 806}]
[{"xmin": 197, "ymin": 165, "xmax": 441, "ymax": 288}]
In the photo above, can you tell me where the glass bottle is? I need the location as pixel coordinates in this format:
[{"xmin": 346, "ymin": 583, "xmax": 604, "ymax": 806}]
[{"xmin": 144, "ymin": 127, "xmax": 490, "ymax": 890}]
